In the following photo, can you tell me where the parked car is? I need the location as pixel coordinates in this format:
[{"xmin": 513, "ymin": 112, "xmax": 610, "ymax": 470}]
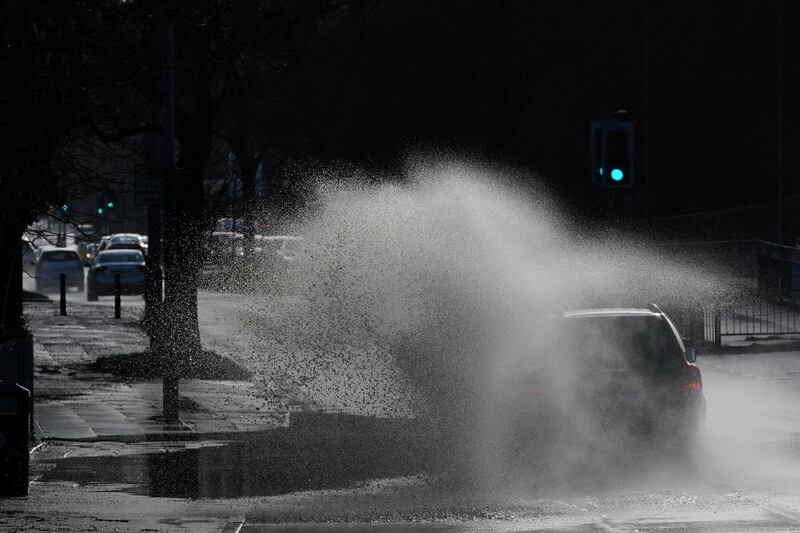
[
  {"xmin": 215, "ymin": 217, "xmax": 244, "ymax": 233},
  {"xmin": 207, "ymin": 231, "xmax": 244, "ymax": 262},
  {"xmin": 253, "ymin": 235, "xmax": 303, "ymax": 262},
  {"xmin": 85, "ymin": 243, "xmax": 98, "ymax": 265},
  {"xmin": 510, "ymin": 305, "xmax": 705, "ymax": 461},
  {"xmin": 75, "ymin": 240, "xmax": 91, "ymax": 265},
  {"xmin": 105, "ymin": 233, "xmax": 147, "ymax": 254},
  {"xmin": 86, "ymin": 250, "xmax": 146, "ymax": 301},
  {"xmin": 97, "ymin": 236, "xmax": 111, "ymax": 253},
  {"xmin": 34, "ymin": 247, "xmax": 84, "ymax": 293}
]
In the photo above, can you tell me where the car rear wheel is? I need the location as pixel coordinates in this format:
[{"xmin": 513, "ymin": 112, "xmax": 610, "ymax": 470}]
[{"xmin": 87, "ymin": 285, "xmax": 98, "ymax": 301}]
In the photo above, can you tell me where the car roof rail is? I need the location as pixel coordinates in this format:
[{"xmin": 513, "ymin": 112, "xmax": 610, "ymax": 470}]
[{"xmin": 646, "ymin": 302, "xmax": 664, "ymax": 314}]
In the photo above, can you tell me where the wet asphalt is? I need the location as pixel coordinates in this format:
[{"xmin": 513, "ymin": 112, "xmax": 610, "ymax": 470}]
[
  {"xmin": 21, "ymin": 349, "xmax": 800, "ymax": 532},
  {"xmin": 16, "ymin": 277, "xmax": 800, "ymax": 531}
]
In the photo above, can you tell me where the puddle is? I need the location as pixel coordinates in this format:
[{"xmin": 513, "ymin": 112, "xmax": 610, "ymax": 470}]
[
  {"xmin": 38, "ymin": 413, "xmax": 431, "ymax": 499},
  {"xmin": 242, "ymin": 525, "xmax": 468, "ymax": 532}
]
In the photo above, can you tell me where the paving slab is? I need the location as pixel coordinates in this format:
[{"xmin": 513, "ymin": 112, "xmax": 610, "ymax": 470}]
[
  {"xmin": 35, "ymin": 403, "xmax": 97, "ymax": 440},
  {"xmin": 25, "ymin": 300, "xmax": 289, "ymax": 442}
]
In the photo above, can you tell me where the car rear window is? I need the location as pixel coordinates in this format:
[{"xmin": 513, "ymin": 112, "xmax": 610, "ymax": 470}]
[
  {"xmin": 41, "ymin": 251, "xmax": 81, "ymax": 263},
  {"xmin": 98, "ymin": 252, "xmax": 143, "ymax": 264},
  {"xmin": 563, "ymin": 315, "xmax": 684, "ymax": 371},
  {"xmin": 108, "ymin": 243, "xmax": 141, "ymax": 250}
]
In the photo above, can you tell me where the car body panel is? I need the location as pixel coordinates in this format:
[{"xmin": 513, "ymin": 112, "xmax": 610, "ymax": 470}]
[
  {"xmin": 513, "ymin": 307, "xmax": 705, "ymax": 458},
  {"xmin": 87, "ymin": 250, "xmax": 146, "ymax": 296},
  {"xmin": 34, "ymin": 248, "xmax": 84, "ymax": 291},
  {"xmin": 105, "ymin": 233, "xmax": 147, "ymax": 255},
  {"xmin": 253, "ymin": 235, "xmax": 303, "ymax": 260}
]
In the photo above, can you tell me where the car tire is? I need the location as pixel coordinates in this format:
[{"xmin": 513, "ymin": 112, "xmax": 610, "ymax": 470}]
[
  {"xmin": 87, "ymin": 286, "xmax": 98, "ymax": 302},
  {"xmin": 77, "ymin": 281, "xmax": 84, "ymax": 293}
]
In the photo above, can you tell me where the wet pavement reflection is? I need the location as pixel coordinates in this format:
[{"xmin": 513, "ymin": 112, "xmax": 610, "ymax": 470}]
[{"xmin": 38, "ymin": 413, "xmax": 428, "ymax": 499}]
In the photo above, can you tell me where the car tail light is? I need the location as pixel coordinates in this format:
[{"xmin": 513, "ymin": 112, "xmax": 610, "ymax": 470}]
[
  {"xmin": 95, "ymin": 266, "xmax": 107, "ymax": 273},
  {"xmin": 136, "ymin": 265, "xmax": 146, "ymax": 273},
  {"xmin": 685, "ymin": 381, "xmax": 702, "ymax": 391}
]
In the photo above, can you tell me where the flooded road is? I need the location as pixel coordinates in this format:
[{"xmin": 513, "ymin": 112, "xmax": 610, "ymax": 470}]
[
  {"xmin": 21, "ymin": 281, "xmax": 800, "ymax": 529},
  {"xmin": 19, "ymin": 175, "xmax": 800, "ymax": 531},
  {"xmin": 26, "ymin": 349, "xmax": 800, "ymax": 531}
]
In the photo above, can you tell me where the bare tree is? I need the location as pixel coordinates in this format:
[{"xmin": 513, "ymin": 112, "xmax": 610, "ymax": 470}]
[{"xmin": 0, "ymin": 0, "xmax": 127, "ymax": 339}]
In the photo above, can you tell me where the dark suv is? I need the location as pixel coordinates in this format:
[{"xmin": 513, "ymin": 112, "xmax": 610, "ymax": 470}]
[{"xmin": 512, "ymin": 306, "xmax": 705, "ymax": 461}]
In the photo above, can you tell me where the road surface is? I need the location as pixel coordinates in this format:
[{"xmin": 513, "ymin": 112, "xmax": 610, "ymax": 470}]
[
  {"xmin": 237, "ymin": 350, "xmax": 800, "ymax": 531},
  {"xmin": 21, "ymin": 274, "xmax": 800, "ymax": 530}
]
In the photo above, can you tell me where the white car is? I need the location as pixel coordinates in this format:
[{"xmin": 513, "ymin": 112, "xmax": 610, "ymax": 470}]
[
  {"xmin": 34, "ymin": 247, "xmax": 84, "ymax": 293},
  {"xmin": 253, "ymin": 235, "xmax": 303, "ymax": 262}
]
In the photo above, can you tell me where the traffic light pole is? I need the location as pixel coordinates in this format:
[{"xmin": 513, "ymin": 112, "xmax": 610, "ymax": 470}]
[
  {"xmin": 625, "ymin": 189, "xmax": 632, "ymax": 219},
  {"xmin": 604, "ymin": 188, "xmax": 633, "ymax": 220},
  {"xmin": 776, "ymin": 0, "xmax": 786, "ymax": 244}
]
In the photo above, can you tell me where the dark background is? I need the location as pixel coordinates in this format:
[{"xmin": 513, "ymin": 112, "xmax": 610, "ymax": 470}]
[{"xmin": 282, "ymin": 0, "xmax": 797, "ymax": 238}]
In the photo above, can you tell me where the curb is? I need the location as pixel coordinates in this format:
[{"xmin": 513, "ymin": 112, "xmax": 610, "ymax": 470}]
[
  {"xmin": 35, "ymin": 426, "xmax": 283, "ymax": 444},
  {"xmin": 699, "ymin": 340, "xmax": 800, "ymax": 355}
]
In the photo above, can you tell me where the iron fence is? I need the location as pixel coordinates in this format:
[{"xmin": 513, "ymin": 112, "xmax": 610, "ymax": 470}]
[
  {"xmin": 668, "ymin": 302, "xmax": 800, "ymax": 347},
  {"xmin": 715, "ymin": 301, "xmax": 800, "ymax": 338}
]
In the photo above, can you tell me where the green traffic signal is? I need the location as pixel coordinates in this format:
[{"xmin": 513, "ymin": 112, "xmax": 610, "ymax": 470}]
[
  {"xmin": 106, "ymin": 201, "xmax": 114, "ymax": 208},
  {"xmin": 61, "ymin": 204, "xmax": 69, "ymax": 212},
  {"xmin": 610, "ymin": 168, "xmax": 624, "ymax": 182},
  {"xmin": 97, "ymin": 207, "xmax": 104, "ymax": 215}
]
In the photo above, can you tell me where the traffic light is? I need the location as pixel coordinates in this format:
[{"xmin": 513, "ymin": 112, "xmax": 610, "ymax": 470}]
[
  {"xmin": 604, "ymin": 127, "xmax": 633, "ymax": 187},
  {"xmin": 590, "ymin": 119, "xmax": 634, "ymax": 188},
  {"xmin": 96, "ymin": 194, "xmax": 117, "ymax": 215}
]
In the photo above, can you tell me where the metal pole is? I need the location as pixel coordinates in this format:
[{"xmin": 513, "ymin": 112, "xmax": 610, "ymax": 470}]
[
  {"xmin": 59, "ymin": 274, "xmax": 66, "ymax": 316},
  {"xmin": 642, "ymin": 0, "xmax": 651, "ymax": 219},
  {"xmin": 624, "ymin": 189, "xmax": 633, "ymax": 220},
  {"xmin": 114, "ymin": 274, "xmax": 121, "ymax": 319},
  {"xmin": 777, "ymin": 0, "xmax": 785, "ymax": 244}
]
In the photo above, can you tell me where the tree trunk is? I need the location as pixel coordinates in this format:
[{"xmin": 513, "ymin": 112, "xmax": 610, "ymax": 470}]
[
  {"xmin": 161, "ymin": 207, "xmax": 203, "ymax": 360},
  {"xmin": 0, "ymin": 209, "xmax": 28, "ymax": 341},
  {"xmin": 158, "ymin": 91, "xmax": 214, "ymax": 381}
]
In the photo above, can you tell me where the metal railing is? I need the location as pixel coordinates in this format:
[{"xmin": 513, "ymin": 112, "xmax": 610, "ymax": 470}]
[
  {"xmin": 669, "ymin": 301, "xmax": 800, "ymax": 348},
  {"xmin": 716, "ymin": 301, "xmax": 800, "ymax": 338}
]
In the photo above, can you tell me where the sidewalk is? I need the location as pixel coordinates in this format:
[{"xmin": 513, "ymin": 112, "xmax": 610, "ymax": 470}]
[
  {"xmin": 26, "ymin": 301, "xmax": 289, "ymax": 442},
  {"xmin": 0, "ymin": 300, "xmax": 296, "ymax": 532},
  {"xmin": 2, "ymin": 297, "xmax": 408, "ymax": 532}
]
